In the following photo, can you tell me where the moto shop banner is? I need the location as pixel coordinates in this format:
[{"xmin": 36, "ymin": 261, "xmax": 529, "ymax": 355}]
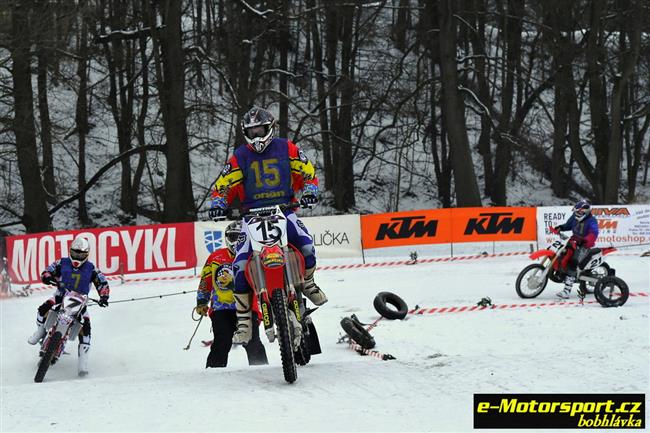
[
  {"xmin": 537, "ymin": 204, "xmax": 650, "ymax": 247},
  {"xmin": 6, "ymin": 222, "xmax": 196, "ymax": 284},
  {"xmin": 194, "ymin": 214, "xmax": 363, "ymax": 267}
]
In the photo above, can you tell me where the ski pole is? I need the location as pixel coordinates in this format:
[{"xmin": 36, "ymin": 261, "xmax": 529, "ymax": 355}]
[{"xmin": 183, "ymin": 309, "xmax": 204, "ymax": 351}]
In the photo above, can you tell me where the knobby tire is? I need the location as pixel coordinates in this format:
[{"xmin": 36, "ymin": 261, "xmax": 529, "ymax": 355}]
[{"xmin": 271, "ymin": 290, "xmax": 297, "ymax": 383}]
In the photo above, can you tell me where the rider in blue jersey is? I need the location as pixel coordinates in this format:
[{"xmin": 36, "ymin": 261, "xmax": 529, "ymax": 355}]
[{"xmin": 27, "ymin": 237, "xmax": 110, "ymax": 376}]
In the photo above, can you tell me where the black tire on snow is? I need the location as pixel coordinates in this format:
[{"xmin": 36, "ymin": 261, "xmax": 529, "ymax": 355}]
[
  {"xmin": 373, "ymin": 291, "xmax": 408, "ymax": 320},
  {"xmin": 34, "ymin": 331, "xmax": 62, "ymax": 383},
  {"xmin": 515, "ymin": 263, "xmax": 548, "ymax": 298},
  {"xmin": 340, "ymin": 317, "xmax": 376, "ymax": 350},
  {"xmin": 271, "ymin": 290, "xmax": 297, "ymax": 383},
  {"xmin": 594, "ymin": 276, "xmax": 629, "ymax": 308},
  {"xmin": 579, "ymin": 263, "xmax": 610, "ymax": 295}
]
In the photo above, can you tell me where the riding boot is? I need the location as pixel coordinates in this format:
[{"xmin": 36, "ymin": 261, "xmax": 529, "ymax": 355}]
[
  {"xmin": 78, "ymin": 343, "xmax": 90, "ymax": 376},
  {"xmin": 233, "ymin": 293, "xmax": 252, "ymax": 344},
  {"xmin": 556, "ymin": 275, "xmax": 575, "ymax": 299},
  {"xmin": 300, "ymin": 266, "xmax": 328, "ymax": 306},
  {"xmin": 27, "ymin": 313, "xmax": 46, "ymax": 345}
]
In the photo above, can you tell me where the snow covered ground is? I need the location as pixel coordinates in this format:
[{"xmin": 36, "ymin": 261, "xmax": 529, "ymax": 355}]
[{"xmin": 1, "ymin": 250, "xmax": 649, "ymax": 432}]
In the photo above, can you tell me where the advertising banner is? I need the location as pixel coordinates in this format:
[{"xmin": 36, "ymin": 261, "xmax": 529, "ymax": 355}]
[
  {"xmin": 194, "ymin": 214, "xmax": 363, "ymax": 268},
  {"xmin": 360, "ymin": 209, "xmax": 452, "ymax": 249},
  {"xmin": 6, "ymin": 223, "xmax": 196, "ymax": 284},
  {"xmin": 450, "ymin": 207, "xmax": 537, "ymax": 243},
  {"xmin": 537, "ymin": 204, "xmax": 650, "ymax": 247}
]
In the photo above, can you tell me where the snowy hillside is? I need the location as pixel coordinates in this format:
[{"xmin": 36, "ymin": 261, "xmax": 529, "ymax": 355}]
[{"xmin": 2, "ymin": 250, "xmax": 648, "ymax": 432}]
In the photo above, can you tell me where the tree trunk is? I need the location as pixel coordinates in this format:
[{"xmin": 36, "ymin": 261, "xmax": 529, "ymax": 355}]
[
  {"xmin": 492, "ymin": 0, "xmax": 523, "ymax": 205},
  {"xmin": 437, "ymin": 0, "xmax": 482, "ymax": 207},
  {"xmin": 309, "ymin": 0, "xmax": 333, "ymax": 190},
  {"xmin": 585, "ymin": 0, "xmax": 609, "ymax": 202},
  {"xmin": 333, "ymin": 2, "xmax": 356, "ymax": 210},
  {"xmin": 605, "ymin": 3, "xmax": 641, "ymax": 203},
  {"xmin": 35, "ymin": 0, "xmax": 56, "ymax": 203},
  {"xmin": 10, "ymin": 1, "xmax": 52, "ymax": 233},
  {"xmin": 158, "ymin": 0, "xmax": 196, "ymax": 222},
  {"xmin": 76, "ymin": 1, "xmax": 91, "ymax": 225}
]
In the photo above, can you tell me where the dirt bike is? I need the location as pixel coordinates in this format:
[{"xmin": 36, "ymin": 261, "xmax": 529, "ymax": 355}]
[
  {"xmin": 515, "ymin": 232, "xmax": 629, "ymax": 307},
  {"xmin": 34, "ymin": 290, "xmax": 89, "ymax": 382},
  {"xmin": 242, "ymin": 203, "xmax": 321, "ymax": 384}
]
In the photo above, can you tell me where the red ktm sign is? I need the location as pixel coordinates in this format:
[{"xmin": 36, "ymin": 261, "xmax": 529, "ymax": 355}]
[{"xmin": 6, "ymin": 223, "xmax": 196, "ymax": 284}]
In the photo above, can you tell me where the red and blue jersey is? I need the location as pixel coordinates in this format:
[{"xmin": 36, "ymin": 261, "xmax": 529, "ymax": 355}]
[{"xmin": 211, "ymin": 138, "xmax": 319, "ymax": 210}]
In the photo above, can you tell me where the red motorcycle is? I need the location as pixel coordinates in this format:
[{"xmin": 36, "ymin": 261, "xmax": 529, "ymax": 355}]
[
  {"xmin": 515, "ymin": 232, "xmax": 629, "ymax": 307},
  {"xmin": 242, "ymin": 204, "xmax": 321, "ymax": 383}
]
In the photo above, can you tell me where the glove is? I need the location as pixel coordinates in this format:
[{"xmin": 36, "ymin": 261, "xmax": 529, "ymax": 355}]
[
  {"xmin": 98, "ymin": 296, "xmax": 109, "ymax": 307},
  {"xmin": 208, "ymin": 206, "xmax": 227, "ymax": 221},
  {"xmin": 41, "ymin": 272, "xmax": 57, "ymax": 286},
  {"xmin": 549, "ymin": 226, "xmax": 560, "ymax": 234},
  {"xmin": 300, "ymin": 194, "xmax": 318, "ymax": 209},
  {"xmin": 196, "ymin": 303, "xmax": 209, "ymax": 316}
]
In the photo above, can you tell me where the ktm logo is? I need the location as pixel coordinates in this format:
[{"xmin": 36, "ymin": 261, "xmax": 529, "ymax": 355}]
[
  {"xmin": 599, "ymin": 219, "xmax": 618, "ymax": 230},
  {"xmin": 464, "ymin": 212, "xmax": 524, "ymax": 235},
  {"xmin": 376, "ymin": 216, "xmax": 438, "ymax": 240},
  {"xmin": 592, "ymin": 208, "xmax": 630, "ymax": 216}
]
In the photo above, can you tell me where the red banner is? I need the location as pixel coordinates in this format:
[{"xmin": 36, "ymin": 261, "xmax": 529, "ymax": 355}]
[{"xmin": 6, "ymin": 223, "xmax": 196, "ymax": 284}]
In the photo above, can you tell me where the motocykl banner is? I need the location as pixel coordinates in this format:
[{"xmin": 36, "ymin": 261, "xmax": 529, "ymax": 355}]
[
  {"xmin": 6, "ymin": 223, "xmax": 196, "ymax": 284},
  {"xmin": 537, "ymin": 205, "xmax": 650, "ymax": 247}
]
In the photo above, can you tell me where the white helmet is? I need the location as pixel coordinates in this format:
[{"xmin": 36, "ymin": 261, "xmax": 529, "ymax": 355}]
[
  {"xmin": 241, "ymin": 107, "xmax": 276, "ymax": 153},
  {"xmin": 224, "ymin": 221, "xmax": 242, "ymax": 253},
  {"xmin": 70, "ymin": 237, "xmax": 90, "ymax": 268}
]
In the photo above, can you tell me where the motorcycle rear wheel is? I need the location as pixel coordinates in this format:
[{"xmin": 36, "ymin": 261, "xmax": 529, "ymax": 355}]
[
  {"xmin": 515, "ymin": 263, "xmax": 548, "ymax": 298},
  {"xmin": 271, "ymin": 290, "xmax": 297, "ymax": 383},
  {"xmin": 594, "ymin": 276, "xmax": 629, "ymax": 307},
  {"xmin": 579, "ymin": 263, "xmax": 610, "ymax": 295},
  {"xmin": 34, "ymin": 331, "xmax": 62, "ymax": 383}
]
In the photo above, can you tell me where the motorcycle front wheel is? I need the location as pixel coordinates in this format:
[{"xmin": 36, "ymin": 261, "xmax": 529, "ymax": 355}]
[
  {"xmin": 515, "ymin": 263, "xmax": 548, "ymax": 298},
  {"xmin": 34, "ymin": 331, "xmax": 62, "ymax": 383},
  {"xmin": 271, "ymin": 289, "xmax": 297, "ymax": 383},
  {"xmin": 594, "ymin": 276, "xmax": 629, "ymax": 307}
]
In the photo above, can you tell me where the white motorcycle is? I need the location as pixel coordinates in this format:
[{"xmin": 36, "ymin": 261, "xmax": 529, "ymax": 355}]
[{"xmin": 34, "ymin": 290, "xmax": 89, "ymax": 382}]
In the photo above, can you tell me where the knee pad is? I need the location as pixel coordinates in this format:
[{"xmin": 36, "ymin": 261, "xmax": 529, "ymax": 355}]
[
  {"xmin": 37, "ymin": 300, "xmax": 55, "ymax": 317},
  {"xmin": 300, "ymin": 244, "xmax": 316, "ymax": 269}
]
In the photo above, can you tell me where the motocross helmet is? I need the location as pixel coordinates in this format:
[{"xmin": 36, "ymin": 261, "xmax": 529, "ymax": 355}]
[
  {"xmin": 224, "ymin": 221, "xmax": 242, "ymax": 254},
  {"xmin": 241, "ymin": 107, "xmax": 276, "ymax": 153},
  {"xmin": 572, "ymin": 199, "xmax": 592, "ymax": 222},
  {"xmin": 70, "ymin": 237, "xmax": 90, "ymax": 268}
]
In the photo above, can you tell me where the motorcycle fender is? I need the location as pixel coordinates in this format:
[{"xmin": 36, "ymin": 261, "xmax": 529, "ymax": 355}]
[
  {"xmin": 264, "ymin": 266, "xmax": 285, "ymax": 296},
  {"xmin": 530, "ymin": 250, "xmax": 554, "ymax": 260},
  {"xmin": 602, "ymin": 247, "xmax": 617, "ymax": 255}
]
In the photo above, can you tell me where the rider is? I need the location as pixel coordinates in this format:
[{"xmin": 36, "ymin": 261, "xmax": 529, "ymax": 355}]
[
  {"xmin": 550, "ymin": 199, "xmax": 599, "ymax": 299},
  {"xmin": 27, "ymin": 236, "xmax": 110, "ymax": 376},
  {"xmin": 196, "ymin": 220, "xmax": 268, "ymax": 367},
  {"xmin": 208, "ymin": 106, "xmax": 328, "ymax": 343}
]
